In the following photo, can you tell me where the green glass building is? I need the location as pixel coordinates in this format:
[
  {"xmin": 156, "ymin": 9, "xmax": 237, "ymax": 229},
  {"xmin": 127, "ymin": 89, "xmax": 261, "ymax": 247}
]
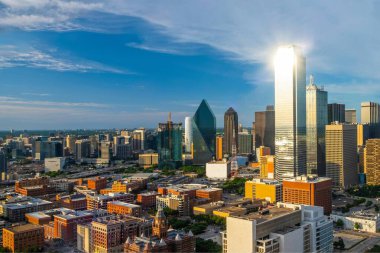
[
  {"xmin": 192, "ymin": 99, "xmax": 216, "ymax": 165},
  {"xmin": 157, "ymin": 114, "xmax": 183, "ymax": 166}
]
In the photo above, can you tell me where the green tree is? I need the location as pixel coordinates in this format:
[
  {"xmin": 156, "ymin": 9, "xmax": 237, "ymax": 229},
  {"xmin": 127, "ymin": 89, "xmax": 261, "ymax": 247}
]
[
  {"xmin": 196, "ymin": 238, "xmax": 222, "ymax": 253},
  {"xmin": 354, "ymin": 222, "xmax": 360, "ymax": 230},
  {"xmin": 336, "ymin": 219, "xmax": 344, "ymax": 228}
]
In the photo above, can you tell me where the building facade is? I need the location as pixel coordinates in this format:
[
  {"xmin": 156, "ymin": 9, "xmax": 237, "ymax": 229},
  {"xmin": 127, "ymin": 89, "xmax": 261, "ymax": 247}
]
[
  {"xmin": 255, "ymin": 105, "xmax": 275, "ymax": 153},
  {"xmin": 306, "ymin": 78, "xmax": 328, "ymax": 176},
  {"xmin": 223, "ymin": 107, "xmax": 239, "ymax": 156},
  {"xmin": 328, "ymin": 103, "xmax": 345, "ymax": 123},
  {"xmin": 361, "ymin": 101, "xmax": 380, "ymax": 138},
  {"xmin": 192, "ymin": 99, "xmax": 216, "ymax": 165},
  {"xmin": 365, "ymin": 139, "xmax": 380, "ymax": 185},
  {"xmin": 325, "ymin": 124, "xmax": 358, "ymax": 189},
  {"xmin": 274, "ymin": 45, "xmax": 306, "ymax": 181}
]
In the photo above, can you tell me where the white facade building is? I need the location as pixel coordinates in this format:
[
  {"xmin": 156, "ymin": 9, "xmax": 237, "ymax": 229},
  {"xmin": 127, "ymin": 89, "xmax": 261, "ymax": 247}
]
[
  {"xmin": 184, "ymin": 116, "xmax": 193, "ymax": 153},
  {"xmin": 206, "ymin": 160, "xmax": 231, "ymax": 180},
  {"xmin": 44, "ymin": 157, "xmax": 66, "ymax": 172},
  {"xmin": 330, "ymin": 211, "xmax": 380, "ymax": 233},
  {"xmin": 223, "ymin": 203, "xmax": 333, "ymax": 253}
]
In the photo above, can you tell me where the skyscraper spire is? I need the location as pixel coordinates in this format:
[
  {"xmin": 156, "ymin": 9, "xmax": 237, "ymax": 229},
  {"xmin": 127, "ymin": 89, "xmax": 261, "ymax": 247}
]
[
  {"xmin": 168, "ymin": 112, "xmax": 172, "ymax": 122},
  {"xmin": 309, "ymin": 75, "xmax": 314, "ymax": 86}
]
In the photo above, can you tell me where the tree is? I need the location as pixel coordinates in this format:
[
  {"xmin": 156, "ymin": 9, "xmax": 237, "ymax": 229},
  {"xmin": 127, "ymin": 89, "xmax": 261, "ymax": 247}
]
[
  {"xmin": 354, "ymin": 222, "xmax": 360, "ymax": 230},
  {"xmin": 336, "ymin": 219, "xmax": 344, "ymax": 228},
  {"xmin": 196, "ymin": 238, "xmax": 222, "ymax": 253},
  {"xmin": 333, "ymin": 237, "xmax": 345, "ymax": 250}
]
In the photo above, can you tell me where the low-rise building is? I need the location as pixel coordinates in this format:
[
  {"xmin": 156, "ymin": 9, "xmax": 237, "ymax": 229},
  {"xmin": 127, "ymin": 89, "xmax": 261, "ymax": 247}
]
[
  {"xmin": 138, "ymin": 153, "xmax": 159, "ymax": 168},
  {"xmin": 3, "ymin": 224, "xmax": 44, "ymax": 253},
  {"xmin": 330, "ymin": 211, "xmax": 380, "ymax": 233},
  {"xmin": 53, "ymin": 210, "xmax": 93, "ymax": 242},
  {"xmin": 107, "ymin": 201, "xmax": 142, "ymax": 217},
  {"xmin": 206, "ymin": 160, "xmax": 231, "ymax": 180},
  {"xmin": 137, "ymin": 192, "xmax": 158, "ymax": 209},
  {"xmin": 156, "ymin": 194, "xmax": 190, "ymax": 216},
  {"xmin": 44, "ymin": 157, "xmax": 66, "ymax": 172},
  {"xmin": 87, "ymin": 176, "xmax": 107, "ymax": 192},
  {"xmin": 1, "ymin": 197, "xmax": 54, "ymax": 222},
  {"xmin": 86, "ymin": 193, "xmax": 134, "ymax": 210},
  {"xmin": 195, "ymin": 188, "xmax": 223, "ymax": 202},
  {"xmin": 245, "ymin": 179, "xmax": 282, "ymax": 203}
]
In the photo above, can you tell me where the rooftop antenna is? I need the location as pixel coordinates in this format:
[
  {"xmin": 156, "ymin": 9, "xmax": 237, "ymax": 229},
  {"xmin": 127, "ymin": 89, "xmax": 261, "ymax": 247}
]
[{"xmin": 309, "ymin": 75, "xmax": 314, "ymax": 86}]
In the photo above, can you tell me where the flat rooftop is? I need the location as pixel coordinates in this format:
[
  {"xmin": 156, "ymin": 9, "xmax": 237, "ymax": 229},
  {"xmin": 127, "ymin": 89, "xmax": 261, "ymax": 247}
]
[
  {"xmin": 196, "ymin": 187, "xmax": 222, "ymax": 192},
  {"xmin": 6, "ymin": 224, "xmax": 42, "ymax": 233},
  {"xmin": 4, "ymin": 199, "xmax": 52, "ymax": 210},
  {"xmin": 284, "ymin": 176, "xmax": 331, "ymax": 183},
  {"xmin": 138, "ymin": 192, "xmax": 158, "ymax": 196},
  {"xmin": 109, "ymin": 201, "xmax": 140, "ymax": 208},
  {"xmin": 232, "ymin": 206, "xmax": 298, "ymax": 224},
  {"xmin": 54, "ymin": 210, "xmax": 93, "ymax": 220}
]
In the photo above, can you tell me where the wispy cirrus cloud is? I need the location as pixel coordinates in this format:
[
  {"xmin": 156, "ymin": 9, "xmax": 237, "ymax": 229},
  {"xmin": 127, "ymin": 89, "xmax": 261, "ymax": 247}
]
[
  {"xmin": 0, "ymin": 96, "xmax": 109, "ymax": 108},
  {"xmin": 0, "ymin": 45, "xmax": 128, "ymax": 73}
]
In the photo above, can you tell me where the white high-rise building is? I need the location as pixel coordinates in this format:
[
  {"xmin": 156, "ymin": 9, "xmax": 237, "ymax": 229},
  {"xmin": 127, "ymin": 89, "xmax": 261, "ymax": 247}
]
[
  {"xmin": 274, "ymin": 45, "xmax": 306, "ymax": 181},
  {"xmin": 223, "ymin": 203, "xmax": 333, "ymax": 253},
  {"xmin": 184, "ymin": 116, "xmax": 193, "ymax": 153}
]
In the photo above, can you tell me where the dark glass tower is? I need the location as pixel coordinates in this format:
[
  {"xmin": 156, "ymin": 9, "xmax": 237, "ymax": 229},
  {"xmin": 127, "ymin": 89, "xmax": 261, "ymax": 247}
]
[
  {"xmin": 192, "ymin": 99, "xmax": 216, "ymax": 165},
  {"xmin": 328, "ymin": 103, "xmax": 345, "ymax": 123},
  {"xmin": 157, "ymin": 113, "xmax": 182, "ymax": 166},
  {"xmin": 224, "ymin": 107, "xmax": 239, "ymax": 156},
  {"xmin": 255, "ymin": 105, "xmax": 275, "ymax": 153}
]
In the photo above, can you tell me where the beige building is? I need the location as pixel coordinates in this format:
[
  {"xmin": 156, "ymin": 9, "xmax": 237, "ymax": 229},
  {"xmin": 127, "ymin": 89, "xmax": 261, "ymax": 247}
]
[
  {"xmin": 77, "ymin": 224, "xmax": 91, "ymax": 253},
  {"xmin": 365, "ymin": 139, "xmax": 380, "ymax": 185},
  {"xmin": 357, "ymin": 124, "xmax": 369, "ymax": 146},
  {"xmin": 138, "ymin": 153, "xmax": 159, "ymax": 168},
  {"xmin": 326, "ymin": 124, "xmax": 358, "ymax": 189}
]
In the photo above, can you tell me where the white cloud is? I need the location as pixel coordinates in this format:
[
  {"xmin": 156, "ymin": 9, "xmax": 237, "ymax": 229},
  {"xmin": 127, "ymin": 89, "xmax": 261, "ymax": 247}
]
[
  {"xmin": 0, "ymin": 45, "xmax": 127, "ymax": 73},
  {"xmin": 0, "ymin": 96, "xmax": 108, "ymax": 108}
]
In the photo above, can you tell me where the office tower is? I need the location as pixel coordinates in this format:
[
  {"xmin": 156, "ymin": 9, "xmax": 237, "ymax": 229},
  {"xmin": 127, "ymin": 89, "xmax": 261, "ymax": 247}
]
[
  {"xmin": 357, "ymin": 124, "xmax": 370, "ymax": 146},
  {"xmin": 157, "ymin": 113, "xmax": 183, "ymax": 165},
  {"xmin": 254, "ymin": 105, "xmax": 275, "ymax": 153},
  {"xmin": 256, "ymin": 146, "xmax": 271, "ymax": 162},
  {"xmin": 216, "ymin": 135, "xmax": 223, "ymax": 160},
  {"xmin": 345, "ymin": 109, "xmax": 357, "ymax": 123},
  {"xmin": 361, "ymin": 102, "xmax": 380, "ymax": 138},
  {"xmin": 99, "ymin": 141, "xmax": 112, "ymax": 160},
  {"xmin": 33, "ymin": 140, "xmax": 63, "ymax": 161},
  {"xmin": 364, "ymin": 139, "xmax": 380, "ymax": 185},
  {"xmin": 65, "ymin": 135, "xmax": 76, "ymax": 154},
  {"xmin": 245, "ymin": 179, "xmax": 282, "ymax": 203},
  {"xmin": 132, "ymin": 128, "xmax": 145, "ymax": 151},
  {"xmin": 113, "ymin": 136, "xmax": 125, "ymax": 156},
  {"xmin": 274, "ymin": 45, "xmax": 306, "ymax": 181},
  {"xmin": 326, "ymin": 124, "xmax": 357, "ymax": 189},
  {"xmin": 184, "ymin": 117, "xmax": 193, "ymax": 153},
  {"xmin": 75, "ymin": 140, "xmax": 91, "ymax": 161},
  {"xmin": 145, "ymin": 132, "xmax": 157, "ymax": 150},
  {"xmin": 306, "ymin": 77, "xmax": 328, "ymax": 176},
  {"xmin": 224, "ymin": 107, "xmax": 239, "ymax": 155},
  {"xmin": 328, "ymin": 103, "xmax": 345, "ymax": 123},
  {"xmin": 115, "ymin": 144, "xmax": 132, "ymax": 160},
  {"xmin": 238, "ymin": 132, "xmax": 253, "ymax": 154},
  {"xmin": 192, "ymin": 99, "xmax": 216, "ymax": 165},
  {"xmin": 223, "ymin": 203, "xmax": 333, "ymax": 253},
  {"xmin": 283, "ymin": 175, "xmax": 332, "ymax": 214},
  {"xmin": 0, "ymin": 151, "xmax": 7, "ymax": 181}
]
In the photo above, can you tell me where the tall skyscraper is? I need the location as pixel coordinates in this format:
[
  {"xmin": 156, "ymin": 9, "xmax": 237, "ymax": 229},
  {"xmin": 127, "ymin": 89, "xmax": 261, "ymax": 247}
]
[
  {"xmin": 192, "ymin": 99, "xmax": 216, "ymax": 165},
  {"xmin": 274, "ymin": 45, "xmax": 306, "ymax": 181},
  {"xmin": 325, "ymin": 124, "xmax": 357, "ymax": 189},
  {"xmin": 364, "ymin": 139, "xmax": 380, "ymax": 185},
  {"xmin": 132, "ymin": 129, "xmax": 145, "ymax": 151},
  {"xmin": 184, "ymin": 117, "xmax": 193, "ymax": 154},
  {"xmin": 99, "ymin": 141, "xmax": 112, "ymax": 160},
  {"xmin": 75, "ymin": 139, "xmax": 91, "ymax": 161},
  {"xmin": 223, "ymin": 107, "xmax": 239, "ymax": 156},
  {"xmin": 157, "ymin": 113, "xmax": 182, "ymax": 165},
  {"xmin": 254, "ymin": 105, "xmax": 275, "ymax": 153},
  {"xmin": 328, "ymin": 103, "xmax": 345, "ymax": 123},
  {"xmin": 306, "ymin": 76, "xmax": 328, "ymax": 176},
  {"xmin": 345, "ymin": 109, "xmax": 357, "ymax": 123},
  {"xmin": 361, "ymin": 102, "xmax": 380, "ymax": 138},
  {"xmin": 0, "ymin": 151, "xmax": 7, "ymax": 181}
]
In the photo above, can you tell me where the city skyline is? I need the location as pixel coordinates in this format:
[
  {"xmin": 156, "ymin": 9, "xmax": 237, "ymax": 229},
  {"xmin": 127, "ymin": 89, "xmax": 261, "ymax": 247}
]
[{"xmin": 1, "ymin": 1, "xmax": 380, "ymax": 129}]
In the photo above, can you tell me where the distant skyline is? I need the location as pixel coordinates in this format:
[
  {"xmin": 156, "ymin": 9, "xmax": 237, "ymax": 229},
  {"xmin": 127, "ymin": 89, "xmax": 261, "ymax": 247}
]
[{"xmin": 1, "ymin": 1, "xmax": 380, "ymax": 129}]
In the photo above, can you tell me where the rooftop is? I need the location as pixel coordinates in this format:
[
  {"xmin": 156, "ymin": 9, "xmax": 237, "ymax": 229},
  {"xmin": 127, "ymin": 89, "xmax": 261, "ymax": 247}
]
[
  {"xmin": 284, "ymin": 175, "xmax": 332, "ymax": 183},
  {"xmin": 4, "ymin": 198, "xmax": 52, "ymax": 210},
  {"xmin": 5, "ymin": 224, "xmax": 42, "ymax": 233},
  {"xmin": 231, "ymin": 206, "xmax": 299, "ymax": 224},
  {"xmin": 109, "ymin": 201, "xmax": 140, "ymax": 208}
]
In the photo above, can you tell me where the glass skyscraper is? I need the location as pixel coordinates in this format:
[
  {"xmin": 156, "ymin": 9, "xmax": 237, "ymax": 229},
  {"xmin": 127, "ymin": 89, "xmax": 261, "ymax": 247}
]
[
  {"xmin": 223, "ymin": 107, "xmax": 239, "ymax": 156},
  {"xmin": 274, "ymin": 45, "xmax": 306, "ymax": 181},
  {"xmin": 157, "ymin": 113, "xmax": 182, "ymax": 166},
  {"xmin": 192, "ymin": 99, "xmax": 216, "ymax": 165},
  {"xmin": 306, "ymin": 76, "xmax": 328, "ymax": 176},
  {"xmin": 361, "ymin": 101, "xmax": 380, "ymax": 138}
]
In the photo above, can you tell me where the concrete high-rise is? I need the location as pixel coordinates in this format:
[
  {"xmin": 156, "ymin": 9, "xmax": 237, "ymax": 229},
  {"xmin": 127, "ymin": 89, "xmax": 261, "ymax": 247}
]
[
  {"xmin": 192, "ymin": 99, "xmax": 216, "ymax": 165},
  {"xmin": 274, "ymin": 45, "xmax": 306, "ymax": 181},
  {"xmin": 325, "ymin": 124, "xmax": 357, "ymax": 189},
  {"xmin": 254, "ymin": 105, "xmax": 275, "ymax": 153},
  {"xmin": 223, "ymin": 107, "xmax": 239, "ymax": 156},
  {"xmin": 364, "ymin": 139, "xmax": 380, "ymax": 185},
  {"xmin": 238, "ymin": 132, "xmax": 253, "ymax": 155},
  {"xmin": 184, "ymin": 116, "xmax": 193, "ymax": 153},
  {"xmin": 328, "ymin": 103, "xmax": 345, "ymax": 123},
  {"xmin": 345, "ymin": 109, "xmax": 357, "ymax": 123},
  {"xmin": 361, "ymin": 102, "xmax": 380, "ymax": 138},
  {"xmin": 0, "ymin": 151, "xmax": 7, "ymax": 181},
  {"xmin": 306, "ymin": 76, "xmax": 328, "ymax": 176},
  {"xmin": 75, "ymin": 140, "xmax": 91, "ymax": 161},
  {"xmin": 132, "ymin": 129, "xmax": 145, "ymax": 151}
]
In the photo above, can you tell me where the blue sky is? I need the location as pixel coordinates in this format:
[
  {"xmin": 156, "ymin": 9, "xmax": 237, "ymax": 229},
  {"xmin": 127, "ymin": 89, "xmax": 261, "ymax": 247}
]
[{"xmin": 1, "ymin": 1, "xmax": 380, "ymax": 129}]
